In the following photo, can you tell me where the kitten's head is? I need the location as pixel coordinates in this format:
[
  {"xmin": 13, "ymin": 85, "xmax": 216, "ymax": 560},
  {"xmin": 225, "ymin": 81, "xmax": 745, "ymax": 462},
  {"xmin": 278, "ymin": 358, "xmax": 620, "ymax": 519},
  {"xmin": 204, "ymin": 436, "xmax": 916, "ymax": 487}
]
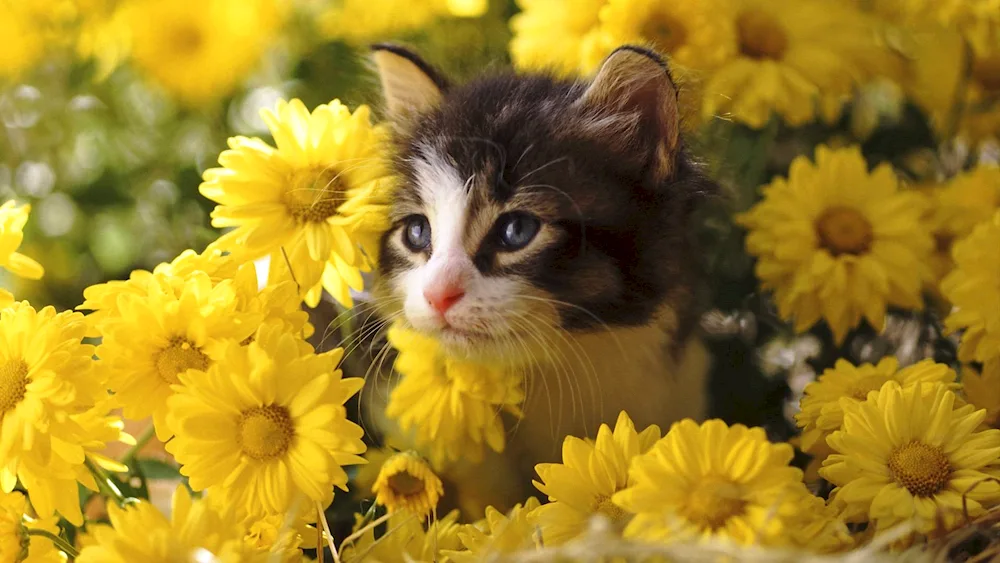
[{"xmin": 370, "ymin": 44, "xmax": 716, "ymax": 361}]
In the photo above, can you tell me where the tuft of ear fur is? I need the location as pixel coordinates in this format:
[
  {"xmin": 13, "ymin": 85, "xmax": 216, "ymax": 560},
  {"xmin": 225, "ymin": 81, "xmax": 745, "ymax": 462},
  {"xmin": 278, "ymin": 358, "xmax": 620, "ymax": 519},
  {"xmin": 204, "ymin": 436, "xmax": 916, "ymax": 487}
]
[
  {"xmin": 370, "ymin": 44, "xmax": 449, "ymax": 123},
  {"xmin": 578, "ymin": 46, "xmax": 680, "ymax": 182}
]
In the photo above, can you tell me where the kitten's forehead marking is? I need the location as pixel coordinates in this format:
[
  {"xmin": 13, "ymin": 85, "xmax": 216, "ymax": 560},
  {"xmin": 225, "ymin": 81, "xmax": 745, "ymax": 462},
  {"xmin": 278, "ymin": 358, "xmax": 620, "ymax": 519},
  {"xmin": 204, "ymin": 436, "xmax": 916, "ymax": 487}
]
[{"xmin": 413, "ymin": 148, "xmax": 471, "ymax": 255}]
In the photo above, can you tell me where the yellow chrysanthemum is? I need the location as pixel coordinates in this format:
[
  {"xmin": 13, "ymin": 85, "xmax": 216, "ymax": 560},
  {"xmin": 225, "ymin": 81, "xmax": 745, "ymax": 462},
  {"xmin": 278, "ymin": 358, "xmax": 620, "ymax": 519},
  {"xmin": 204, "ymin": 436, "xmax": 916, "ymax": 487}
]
[
  {"xmin": 445, "ymin": 498, "xmax": 542, "ymax": 562},
  {"xmin": 795, "ymin": 357, "xmax": 958, "ymax": 454},
  {"xmin": 77, "ymin": 486, "xmax": 261, "ymax": 563},
  {"xmin": 320, "ymin": 0, "xmax": 439, "ymax": 43},
  {"xmin": 351, "ymin": 447, "xmax": 397, "ymax": 498},
  {"xmin": 0, "ymin": 303, "xmax": 130, "ymax": 526},
  {"xmin": 0, "ymin": 201, "xmax": 43, "ymax": 282},
  {"xmin": 96, "ymin": 271, "xmax": 260, "ymax": 440},
  {"xmin": 165, "ymin": 326, "xmax": 366, "ymax": 516},
  {"xmin": 341, "ymin": 509, "xmax": 464, "ymax": 563},
  {"xmin": 240, "ymin": 512, "xmax": 312, "ymax": 562},
  {"xmin": 703, "ymin": 0, "xmax": 903, "ymax": 128},
  {"xmin": 0, "ymin": 2, "xmax": 46, "ymax": 79},
  {"xmin": 941, "ymin": 211, "xmax": 1000, "ymax": 364},
  {"xmin": 821, "ymin": 381, "xmax": 1000, "ymax": 537},
  {"xmin": 126, "ymin": 0, "xmax": 281, "ymax": 105},
  {"xmin": 964, "ymin": 360, "xmax": 1000, "ymax": 429},
  {"xmin": 372, "ymin": 452, "xmax": 444, "ymax": 517},
  {"xmin": 738, "ymin": 145, "xmax": 932, "ymax": 344},
  {"xmin": 615, "ymin": 419, "xmax": 851, "ymax": 551},
  {"xmin": 532, "ymin": 411, "xmax": 661, "ymax": 545},
  {"xmin": 201, "ymin": 98, "xmax": 393, "ymax": 307},
  {"xmin": 584, "ymin": 0, "xmax": 734, "ymax": 75},
  {"xmin": 509, "ymin": 0, "xmax": 606, "ymax": 78},
  {"xmin": 385, "ymin": 324, "xmax": 524, "ymax": 467},
  {"xmin": 926, "ymin": 165, "xmax": 1000, "ymax": 285},
  {"xmin": 957, "ymin": 19, "xmax": 1000, "ymax": 144},
  {"xmin": 0, "ymin": 490, "xmax": 65, "ymax": 563}
]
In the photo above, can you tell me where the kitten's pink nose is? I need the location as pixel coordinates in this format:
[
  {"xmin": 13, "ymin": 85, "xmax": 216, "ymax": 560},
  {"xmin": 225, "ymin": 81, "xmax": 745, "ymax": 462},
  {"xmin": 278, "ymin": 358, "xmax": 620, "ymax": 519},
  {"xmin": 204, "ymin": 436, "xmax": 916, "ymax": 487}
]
[{"xmin": 424, "ymin": 283, "xmax": 465, "ymax": 316}]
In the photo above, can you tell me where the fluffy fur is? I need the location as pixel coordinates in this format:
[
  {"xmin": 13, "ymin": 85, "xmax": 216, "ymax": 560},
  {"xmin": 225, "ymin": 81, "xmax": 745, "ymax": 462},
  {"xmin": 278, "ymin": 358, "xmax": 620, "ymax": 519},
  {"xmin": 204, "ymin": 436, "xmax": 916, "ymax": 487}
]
[{"xmin": 368, "ymin": 44, "xmax": 718, "ymax": 512}]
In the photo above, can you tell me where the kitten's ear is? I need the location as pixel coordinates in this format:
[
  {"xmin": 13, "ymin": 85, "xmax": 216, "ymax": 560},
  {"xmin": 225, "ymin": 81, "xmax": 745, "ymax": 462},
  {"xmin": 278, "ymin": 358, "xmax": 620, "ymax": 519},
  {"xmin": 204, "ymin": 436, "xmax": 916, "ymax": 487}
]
[
  {"xmin": 370, "ymin": 44, "xmax": 449, "ymax": 122},
  {"xmin": 579, "ymin": 46, "xmax": 680, "ymax": 182}
]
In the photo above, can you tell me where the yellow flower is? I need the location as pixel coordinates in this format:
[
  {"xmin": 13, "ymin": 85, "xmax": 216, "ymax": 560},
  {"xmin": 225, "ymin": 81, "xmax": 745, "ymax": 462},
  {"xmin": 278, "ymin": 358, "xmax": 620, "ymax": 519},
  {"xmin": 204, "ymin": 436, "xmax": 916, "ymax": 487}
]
[
  {"xmin": 165, "ymin": 325, "xmax": 366, "ymax": 516},
  {"xmin": 372, "ymin": 452, "xmax": 444, "ymax": 517},
  {"xmin": 963, "ymin": 360, "xmax": 1000, "ymax": 428},
  {"xmin": 319, "ymin": 0, "xmax": 439, "ymax": 44},
  {"xmin": 738, "ymin": 145, "xmax": 932, "ymax": 344},
  {"xmin": 351, "ymin": 447, "xmax": 397, "ymax": 498},
  {"xmin": 77, "ymin": 486, "xmax": 260, "ymax": 563},
  {"xmin": 0, "ymin": 201, "xmax": 43, "ymax": 281},
  {"xmin": 241, "ymin": 512, "xmax": 312, "ymax": 562},
  {"xmin": 926, "ymin": 165, "xmax": 1000, "ymax": 285},
  {"xmin": 231, "ymin": 259, "xmax": 314, "ymax": 342},
  {"xmin": 508, "ymin": 0, "xmax": 606, "ymax": 78},
  {"xmin": 0, "ymin": 490, "xmax": 65, "ymax": 563},
  {"xmin": 795, "ymin": 358, "xmax": 958, "ymax": 454},
  {"xmin": 79, "ymin": 247, "xmax": 240, "ymax": 334},
  {"xmin": 0, "ymin": 3, "xmax": 46, "ymax": 79},
  {"xmin": 532, "ymin": 411, "xmax": 661, "ymax": 545},
  {"xmin": 704, "ymin": 0, "xmax": 903, "ymax": 128},
  {"xmin": 585, "ymin": 0, "xmax": 735, "ymax": 75},
  {"xmin": 941, "ymin": 211, "xmax": 1000, "ymax": 364},
  {"xmin": 821, "ymin": 381, "xmax": 1000, "ymax": 537},
  {"xmin": 441, "ymin": 0, "xmax": 488, "ymax": 17},
  {"xmin": 385, "ymin": 324, "xmax": 524, "ymax": 467},
  {"xmin": 0, "ymin": 303, "xmax": 130, "ymax": 526},
  {"xmin": 341, "ymin": 509, "xmax": 464, "ymax": 563},
  {"xmin": 126, "ymin": 0, "xmax": 281, "ymax": 105},
  {"xmin": 96, "ymin": 271, "xmax": 259, "ymax": 440},
  {"xmin": 201, "ymin": 98, "xmax": 393, "ymax": 307},
  {"xmin": 445, "ymin": 498, "xmax": 541, "ymax": 562},
  {"xmin": 614, "ymin": 419, "xmax": 810, "ymax": 545}
]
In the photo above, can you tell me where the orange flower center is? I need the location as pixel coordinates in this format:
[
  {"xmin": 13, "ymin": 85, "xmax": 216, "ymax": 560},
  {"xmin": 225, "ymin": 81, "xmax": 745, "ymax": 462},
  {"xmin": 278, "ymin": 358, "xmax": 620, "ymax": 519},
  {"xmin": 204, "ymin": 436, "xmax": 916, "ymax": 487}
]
[
  {"xmin": 238, "ymin": 405, "xmax": 294, "ymax": 460},
  {"xmin": 168, "ymin": 22, "xmax": 205, "ymax": 57},
  {"xmin": 387, "ymin": 470, "xmax": 426, "ymax": 497},
  {"xmin": 594, "ymin": 494, "xmax": 632, "ymax": 528},
  {"xmin": 816, "ymin": 206, "xmax": 874, "ymax": 256},
  {"xmin": 155, "ymin": 338, "xmax": 210, "ymax": 385},
  {"xmin": 888, "ymin": 441, "xmax": 951, "ymax": 497},
  {"xmin": 0, "ymin": 359, "xmax": 28, "ymax": 415},
  {"xmin": 283, "ymin": 166, "xmax": 344, "ymax": 223},
  {"xmin": 682, "ymin": 476, "xmax": 746, "ymax": 530},
  {"xmin": 737, "ymin": 10, "xmax": 788, "ymax": 60},
  {"xmin": 641, "ymin": 11, "xmax": 688, "ymax": 55}
]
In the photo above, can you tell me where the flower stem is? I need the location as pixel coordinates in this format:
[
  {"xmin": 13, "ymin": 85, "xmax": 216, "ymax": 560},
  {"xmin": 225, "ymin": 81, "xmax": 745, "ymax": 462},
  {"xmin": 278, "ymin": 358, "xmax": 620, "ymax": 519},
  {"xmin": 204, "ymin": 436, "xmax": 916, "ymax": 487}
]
[
  {"xmin": 27, "ymin": 528, "xmax": 79, "ymax": 559},
  {"xmin": 84, "ymin": 457, "xmax": 127, "ymax": 506},
  {"xmin": 118, "ymin": 423, "xmax": 156, "ymax": 463}
]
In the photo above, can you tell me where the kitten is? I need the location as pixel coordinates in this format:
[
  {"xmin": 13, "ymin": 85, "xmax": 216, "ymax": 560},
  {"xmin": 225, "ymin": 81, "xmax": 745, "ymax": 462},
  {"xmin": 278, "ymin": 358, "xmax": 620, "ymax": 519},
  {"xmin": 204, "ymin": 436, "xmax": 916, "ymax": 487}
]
[{"xmin": 368, "ymin": 44, "xmax": 717, "ymax": 513}]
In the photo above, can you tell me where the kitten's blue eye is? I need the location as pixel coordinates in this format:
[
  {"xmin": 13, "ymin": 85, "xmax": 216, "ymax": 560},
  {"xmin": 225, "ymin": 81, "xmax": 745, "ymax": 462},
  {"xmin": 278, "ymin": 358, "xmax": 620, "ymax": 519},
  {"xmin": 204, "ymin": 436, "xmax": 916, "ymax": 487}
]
[
  {"xmin": 497, "ymin": 212, "xmax": 541, "ymax": 250},
  {"xmin": 403, "ymin": 215, "xmax": 431, "ymax": 251}
]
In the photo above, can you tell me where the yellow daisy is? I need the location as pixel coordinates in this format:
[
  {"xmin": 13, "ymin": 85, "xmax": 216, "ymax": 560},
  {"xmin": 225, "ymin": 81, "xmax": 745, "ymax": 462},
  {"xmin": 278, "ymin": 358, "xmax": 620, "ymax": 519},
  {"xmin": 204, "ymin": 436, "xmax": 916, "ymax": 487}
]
[
  {"xmin": 341, "ymin": 509, "xmax": 464, "ymax": 563},
  {"xmin": 0, "ymin": 490, "xmax": 66, "ymax": 563},
  {"xmin": 165, "ymin": 325, "xmax": 366, "ymax": 516},
  {"xmin": 926, "ymin": 165, "xmax": 1000, "ymax": 286},
  {"xmin": 821, "ymin": 381, "xmax": 1000, "ymax": 537},
  {"xmin": 385, "ymin": 324, "xmax": 524, "ymax": 467},
  {"xmin": 200, "ymin": 98, "xmax": 393, "ymax": 307},
  {"xmin": 445, "ymin": 498, "xmax": 541, "ymax": 562},
  {"xmin": 96, "ymin": 271, "xmax": 260, "ymax": 440},
  {"xmin": 77, "ymin": 486, "xmax": 260, "ymax": 563},
  {"xmin": 372, "ymin": 451, "xmax": 444, "ymax": 517},
  {"xmin": 319, "ymin": 0, "xmax": 439, "ymax": 44},
  {"xmin": 0, "ymin": 3, "xmax": 46, "ymax": 79},
  {"xmin": 585, "ymin": 0, "xmax": 735, "ymax": 75},
  {"xmin": 614, "ymin": 419, "xmax": 829, "ymax": 547},
  {"xmin": 795, "ymin": 357, "xmax": 958, "ymax": 455},
  {"xmin": 738, "ymin": 145, "xmax": 932, "ymax": 344},
  {"xmin": 532, "ymin": 411, "xmax": 661, "ymax": 545},
  {"xmin": 126, "ymin": 0, "xmax": 281, "ymax": 105},
  {"xmin": 78, "ymin": 247, "xmax": 240, "ymax": 334},
  {"xmin": 0, "ymin": 201, "xmax": 43, "ymax": 281},
  {"xmin": 240, "ymin": 512, "xmax": 313, "ymax": 562},
  {"xmin": 703, "ymin": 0, "xmax": 903, "ymax": 128},
  {"xmin": 963, "ymin": 360, "xmax": 1000, "ymax": 428},
  {"xmin": 231, "ymin": 260, "xmax": 314, "ymax": 343},
  {"xmin": 508, "ymin": 0, "xmax": 606, "ymax": 78},
  {"xmin": 958, "ymin": 19, "xmax": 1000, "ymax": 144},
  {"xmin": 351, "ymin": 446, "xmax": 397, "ymax": 498},
  {"xmin": 0, "ymin": 303, "xmax": 129, "ymax": 526},
  {"xmin": 941, "ymin": 211, "xmax": 1000, "ymax": 364}
]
